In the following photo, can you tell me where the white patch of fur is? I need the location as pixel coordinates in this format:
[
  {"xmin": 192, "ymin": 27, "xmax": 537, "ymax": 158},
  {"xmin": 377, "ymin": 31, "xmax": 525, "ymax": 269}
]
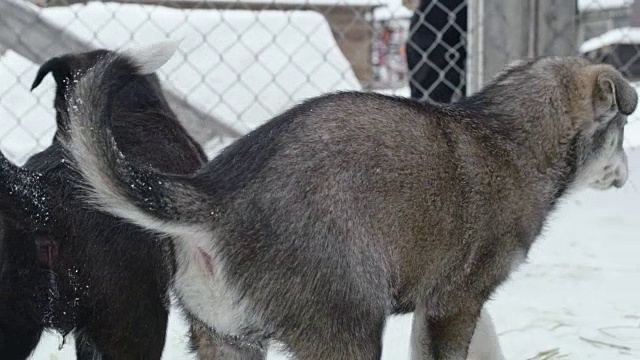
[
  {"xmin": 173, "ymin": 231, "xmax": 261, "ymax": 338},
  {"xmin": 467, "ymin": 308, "xmax": 506, "ymax": 360},
  {"xmin": 79, "ymin": 148, "xmax": 262, "ymax": 336},
  {"xmin": 409, "ymin": 300, "xmax": 428, "ymax": 360},
  {"xmin": 574, "ymin": 130, "xmax": 629, "ymax": 190},
  {"xmin": 124, "ymin": 40, "xmax": 180, "ymax": 75},
  {"xmin": 72, "ymin": 144, "xmax": 260, "ymax": 336}
]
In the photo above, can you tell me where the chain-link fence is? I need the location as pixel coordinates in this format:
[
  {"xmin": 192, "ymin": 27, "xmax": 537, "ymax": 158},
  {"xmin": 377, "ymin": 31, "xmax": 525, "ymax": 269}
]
[
  {"xmin": 3, "ymin": 1, "xmax": 640, "ymax": 359},
  {"xmin": 1, "ymin": 0, "xmax": 639, "ymax": 165}
]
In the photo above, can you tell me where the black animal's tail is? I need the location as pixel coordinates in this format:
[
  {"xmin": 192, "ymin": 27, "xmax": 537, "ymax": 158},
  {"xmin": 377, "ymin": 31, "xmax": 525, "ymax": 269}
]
[{"xmin": 62, "ymin": 41, "xmax": 211, "ymax": 238}]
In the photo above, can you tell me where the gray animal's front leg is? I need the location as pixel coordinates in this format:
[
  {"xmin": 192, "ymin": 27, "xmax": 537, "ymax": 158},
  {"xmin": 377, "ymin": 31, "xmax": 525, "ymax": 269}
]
[{"xmin": 410, "ymin": 301, "xmax": 482, "ymax": 360}]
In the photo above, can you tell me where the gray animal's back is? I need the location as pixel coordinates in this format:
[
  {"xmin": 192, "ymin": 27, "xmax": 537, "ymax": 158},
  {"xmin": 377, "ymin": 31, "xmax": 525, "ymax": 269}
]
[{"xmin": 204, "ymin": 92, "xmax": 506, "ymax": 322}]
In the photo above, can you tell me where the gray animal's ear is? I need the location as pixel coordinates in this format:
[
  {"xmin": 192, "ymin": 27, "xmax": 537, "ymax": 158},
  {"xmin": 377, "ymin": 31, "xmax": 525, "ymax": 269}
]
[{"xmin": 593, "ymin": 68, "xmax": 638, "ymax": 120}]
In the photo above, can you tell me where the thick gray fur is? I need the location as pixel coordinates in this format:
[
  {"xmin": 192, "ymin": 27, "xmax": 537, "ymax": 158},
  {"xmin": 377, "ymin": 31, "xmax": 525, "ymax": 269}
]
[{"xmin": 63, "ymin": 44, "xmax": 637, "ymax": 360}]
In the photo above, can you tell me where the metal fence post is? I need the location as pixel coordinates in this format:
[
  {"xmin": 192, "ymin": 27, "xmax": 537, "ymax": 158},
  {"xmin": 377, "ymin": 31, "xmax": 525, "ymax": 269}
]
[{"xmin": 467, "ymin": 0, "xmax": 577, "ymax": 94}]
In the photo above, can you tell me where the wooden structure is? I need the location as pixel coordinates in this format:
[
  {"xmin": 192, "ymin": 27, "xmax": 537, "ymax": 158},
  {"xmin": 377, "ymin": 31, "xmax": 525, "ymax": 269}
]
[
  {"xmin": 579, "ymin": 0, "xmax": 639, "ymax": 80},
  {"xmin": 578, "ymin": 4, "xmax": 631, "ymax": 45},
  {"xmin": 467, "ymin": 0, "xmax": 578, "ymax": 94}
]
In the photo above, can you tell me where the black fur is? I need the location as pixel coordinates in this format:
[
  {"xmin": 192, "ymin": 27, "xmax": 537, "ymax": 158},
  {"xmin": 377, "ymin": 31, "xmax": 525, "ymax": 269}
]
[{"xmin": 0, "ymin": 48, "xmax": 205, "ymax": 359}]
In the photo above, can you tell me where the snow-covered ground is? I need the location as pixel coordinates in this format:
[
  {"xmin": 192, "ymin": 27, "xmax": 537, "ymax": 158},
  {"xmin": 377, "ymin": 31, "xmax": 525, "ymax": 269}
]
[{"xmin": 0, "ymin": 1, "xmax": 639, "ymax": 359}]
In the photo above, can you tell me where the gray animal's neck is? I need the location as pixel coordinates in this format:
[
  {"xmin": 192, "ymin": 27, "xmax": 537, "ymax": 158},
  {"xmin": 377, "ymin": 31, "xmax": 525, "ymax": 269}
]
[{"xmin": 457, "ymin": 86, "xmax": 579, "ymax": 215}]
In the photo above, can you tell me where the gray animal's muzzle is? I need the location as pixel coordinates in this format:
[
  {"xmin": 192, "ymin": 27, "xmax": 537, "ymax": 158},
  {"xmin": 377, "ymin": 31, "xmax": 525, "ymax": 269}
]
[{"xmin": 589, "ymin": 148, "xmax": 629, "ymax": 190}]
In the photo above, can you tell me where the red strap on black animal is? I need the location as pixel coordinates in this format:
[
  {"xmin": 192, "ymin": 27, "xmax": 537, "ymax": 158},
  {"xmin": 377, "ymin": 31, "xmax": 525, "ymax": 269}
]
[{"xmin": 35, "ymin": 235, "xmax": 58, "ymax": 268}]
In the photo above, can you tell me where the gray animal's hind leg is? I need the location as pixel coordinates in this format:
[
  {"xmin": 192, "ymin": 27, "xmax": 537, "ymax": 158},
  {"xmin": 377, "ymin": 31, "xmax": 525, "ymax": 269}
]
[
  {"xmin": 410, "ymin": 300, "xmax": 482, "ymax": 360},
  {"xmin": 285, "ymin": 314, "xmax": 385, "ymax": 360},
  {"xmin": 188, "ymin": 318, "xmax": 266, "ymax": 360}
]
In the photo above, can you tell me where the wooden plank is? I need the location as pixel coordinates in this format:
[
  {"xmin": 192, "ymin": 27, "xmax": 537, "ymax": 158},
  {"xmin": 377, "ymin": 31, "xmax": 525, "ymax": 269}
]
[
  {"xmin": 632, "ymin": 0, "xmax": 640, "ymax": 26},
  {"xmin": 0, "ymin": 0, "xmax": 241, "ymax": 144},
  {"xmin": 535, "ymin": 0, "xmax": 577, "ymax": 57}
]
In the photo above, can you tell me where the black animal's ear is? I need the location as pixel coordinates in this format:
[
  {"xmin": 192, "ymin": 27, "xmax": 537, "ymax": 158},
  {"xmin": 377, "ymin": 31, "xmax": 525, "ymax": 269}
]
[
  {"xmin": 31, "ymin": 57, "xmax": 70, "ymax": 91},
  {"xmin": 593, "ymin": 68, "xmax": 638, "ymax": 120}
]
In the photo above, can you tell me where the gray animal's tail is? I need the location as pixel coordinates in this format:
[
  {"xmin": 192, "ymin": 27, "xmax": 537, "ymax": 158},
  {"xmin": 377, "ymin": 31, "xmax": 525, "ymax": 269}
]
[{"xmin": 62, "ymin": 41, "xmax": 211, "ymax": 238}]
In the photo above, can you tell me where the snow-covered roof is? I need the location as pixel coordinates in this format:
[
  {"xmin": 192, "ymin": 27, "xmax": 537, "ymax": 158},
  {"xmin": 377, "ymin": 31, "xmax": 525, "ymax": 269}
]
[
  {"xmin": 578, "ymin": 0, "xmax": 632, "ymax": 12},
  {"xmin": 580, "ymin": 26, "xmax": 640, "ymax": 53},
  {"xmin": 372, "ymin": 0, "xmax": 412, "ymax": 20}
]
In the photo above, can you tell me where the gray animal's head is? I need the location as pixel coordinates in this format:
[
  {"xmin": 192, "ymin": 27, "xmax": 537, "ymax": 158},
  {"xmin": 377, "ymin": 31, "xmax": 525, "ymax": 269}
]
[
  {"xmin": 573, "ymin": 63, "xmax": 637, "ymax": 190},
  {"xmin": 490, "ymin": 58, "xmax": 638, "ymax": 192}
]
